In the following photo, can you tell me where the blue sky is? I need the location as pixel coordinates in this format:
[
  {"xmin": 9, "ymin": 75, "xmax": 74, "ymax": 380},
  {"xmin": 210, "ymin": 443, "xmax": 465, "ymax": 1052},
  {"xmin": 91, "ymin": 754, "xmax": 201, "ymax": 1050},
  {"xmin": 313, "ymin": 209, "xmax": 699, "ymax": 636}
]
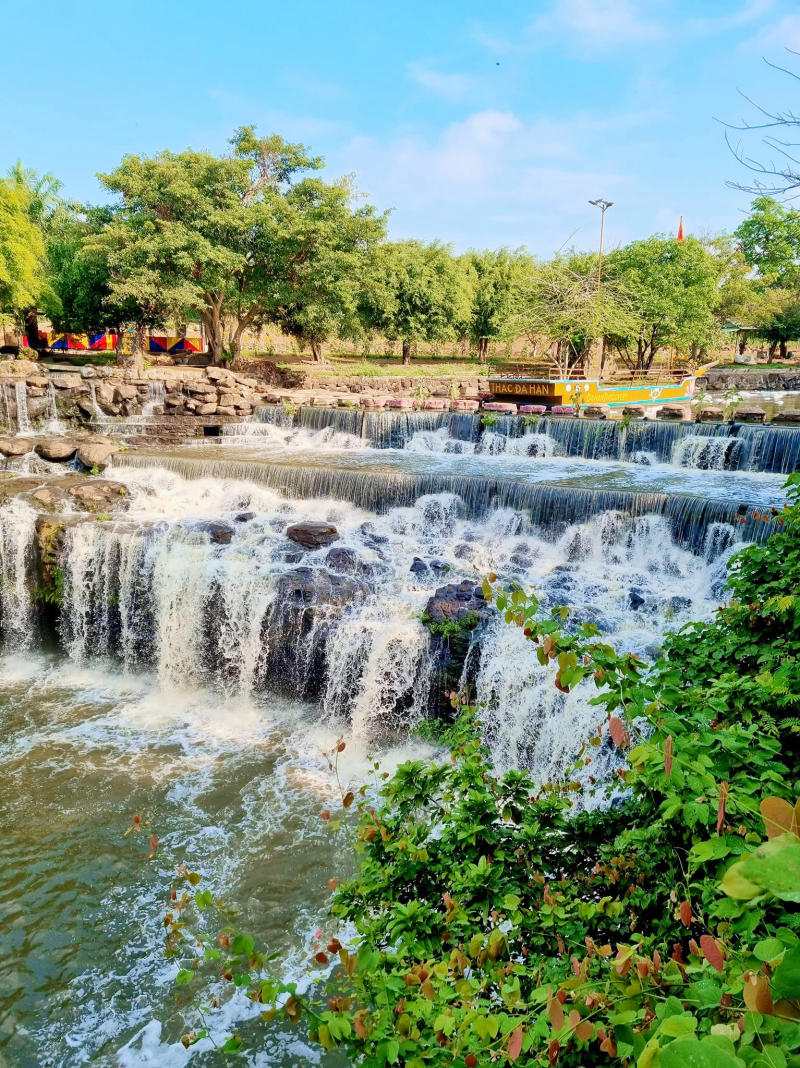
[{"xmin": 2, "ymin": 0, "xmax": 798, "ymax": 255}]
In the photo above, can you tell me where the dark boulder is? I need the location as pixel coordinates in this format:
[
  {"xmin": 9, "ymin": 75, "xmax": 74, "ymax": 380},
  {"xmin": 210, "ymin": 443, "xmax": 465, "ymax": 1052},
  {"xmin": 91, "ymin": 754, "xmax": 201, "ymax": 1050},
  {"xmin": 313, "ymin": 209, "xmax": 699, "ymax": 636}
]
[
  {"xmin": 628, "ymin": 588, "xmax": 646, "ymax": 610},
  {"xmin": 285, "ymin": 521, "xmax": 339, "ymax": 549},
  {"xmin": 195, "ymin": 520, "xmax": 234, "ymax": 545}
]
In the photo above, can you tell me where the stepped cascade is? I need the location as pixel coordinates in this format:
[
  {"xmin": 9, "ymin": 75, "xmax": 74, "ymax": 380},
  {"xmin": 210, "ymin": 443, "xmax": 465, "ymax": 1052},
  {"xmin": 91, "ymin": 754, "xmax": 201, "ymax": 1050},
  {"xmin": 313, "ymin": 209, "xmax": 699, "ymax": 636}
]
[{"xmin": 0, "ymin": 395, "xmax": 791, "ymax": 1065}]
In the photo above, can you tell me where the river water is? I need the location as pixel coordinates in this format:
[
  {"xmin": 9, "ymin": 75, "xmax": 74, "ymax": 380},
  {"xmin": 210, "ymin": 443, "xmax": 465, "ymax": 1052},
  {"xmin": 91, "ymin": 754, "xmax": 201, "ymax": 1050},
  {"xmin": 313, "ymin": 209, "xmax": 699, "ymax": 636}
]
[{"xmin": 0, "ymin": 408, "xmax": 795, "ymax": 1065}]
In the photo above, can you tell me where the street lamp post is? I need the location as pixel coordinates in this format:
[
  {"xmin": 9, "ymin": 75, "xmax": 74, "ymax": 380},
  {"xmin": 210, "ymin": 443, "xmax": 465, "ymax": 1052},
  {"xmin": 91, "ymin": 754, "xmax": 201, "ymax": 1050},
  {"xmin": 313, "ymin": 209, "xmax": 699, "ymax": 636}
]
[{"xmin": 589, "ymin": 198, "xmax": 613, "ymax": 285}]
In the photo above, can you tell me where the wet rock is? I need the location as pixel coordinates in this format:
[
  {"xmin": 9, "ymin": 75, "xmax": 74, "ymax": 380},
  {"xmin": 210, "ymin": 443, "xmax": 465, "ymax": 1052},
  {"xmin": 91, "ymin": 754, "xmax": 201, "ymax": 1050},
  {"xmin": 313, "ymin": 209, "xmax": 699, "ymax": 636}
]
[
  {"xmin": 581, "ymin": 405, "xmax": 607, "ymax": 420},
  {"xmin": 264, "ymin": 567, "xmax": 370, "ymax": 697},
  {"xmin": 325, "ymin": 546, "xmax": 373, "ymax": 577},
  {"xmin": 216, "ymin": 405, "xmax": 237, "ymax": 417},
  {"xmin": 49, "ymin": 373, "xmax": 83, "ymax": 389},
  {"xmin": 628, "ymin": 588, "xmax": 646, "ymax": 610},
  {"xmin": 0, "ymin": 437, "xmax": 34, "ymax": 457},
  {"xmin": 114, "ymin": 384, "xmax": 139, "ymax": 402},
  {"xmin": 410, "ymin": 557, "xmax": 428, "ymax": 575},
  {"xmin": 622, "ymin": 407, "xmax": 645, "ymax": 420},
  {"xmin": 697, "ymin": 406, "xmax": 724, "ymax": 422},
  {"xmin": 424, "ymin": 581, "xmax": 491, "ymax": 626},
  {"xmin": 76, "ymin": 398, "xmax": 96, "ymax": 419},
  {"xmin": 35, "ymin": 439, "xmax": 77, "ymax": 462},
  {"xmin": 773, "ymin": 411, "xmax": 800, "ymax": 425},
  {"xmin": 69, "ymin": 480, "xmax": 128, "ymax": 512},
  {"xmin": 196, "ymin": 402, "xmax": 218, "ymax": 416},
  {"xmin": 286, "ymin": 521, "xmax": 339, "ymax": 549},
  {"xmin": 656, "ymin": 406, "xmax": 686, "ymax": 420},
  {"xmin": 26, "ymin": 376, "xmax": 48, "ymax": 389},
  {"xmin": 667, "ymin": 595, "xmax": 692, "ymax": 613},
  {"xmin": 31, "ymin": 485, "xmax": 72, "ymax": 509},
  {"xmin": 196, "ymin": 520, "xmax": 234, "ymax": 545},
  {"xmin": 76, "ymin": 442, "xmax": 118, "ymax": 471},
  {"xmin": 234, "ymin": 511, "xmax": 256, "ymax": 523},
  {"xmin": 736, "ymin": 407, "xmax": 766, "ymax": 424}
]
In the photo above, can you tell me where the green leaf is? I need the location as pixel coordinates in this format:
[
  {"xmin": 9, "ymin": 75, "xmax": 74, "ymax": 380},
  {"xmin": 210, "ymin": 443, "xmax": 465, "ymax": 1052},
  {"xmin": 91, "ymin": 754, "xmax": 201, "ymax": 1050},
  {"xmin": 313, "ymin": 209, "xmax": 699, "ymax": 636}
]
[
  {"xmin": 740, "ymin": 841, "xmax": 800, "ymax": 902},
  {"xmin": 772, "ymin": 946, "xmax": 800, "ymax": 1001},
  {"xmin": 175, "ymin": 969, "xmax": 194, "ymax": 985},
  {"xmin": 659, "ymin": 1014, "xmax": 699, "ymax": 1038},
  {"xmin": 659, "ymin": 1037, "xmax": 744, "ymax": 1066},
  {"xmin": 688, "ymin": 979, "xmax": 723, "ymax": 1008},
  {"xmin": 754, "ymin": 937, "xmax": 786, "ymax": 962}
]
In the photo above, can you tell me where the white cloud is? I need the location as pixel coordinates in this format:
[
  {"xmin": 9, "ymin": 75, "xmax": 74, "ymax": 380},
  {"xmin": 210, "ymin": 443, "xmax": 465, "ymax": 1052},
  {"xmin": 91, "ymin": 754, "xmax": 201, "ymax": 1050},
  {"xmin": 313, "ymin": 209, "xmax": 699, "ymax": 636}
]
[
  {"xmin": 749, "ymin": 13, "xmax": 800, "ymax": 52},
  {"xmin": 528, "ymin": 0, "xmax": 665, "ymax": 50},
  {"xmin": 407, "ymin": 62, "xmax": 471, "ymax": 99},
  {"xmin": 334, "ymin": 109, "xmax": 639, "ymax": 252},
  {"xmin": 688, "ymin": 0, "xmax": 774, "ymax": 35}
]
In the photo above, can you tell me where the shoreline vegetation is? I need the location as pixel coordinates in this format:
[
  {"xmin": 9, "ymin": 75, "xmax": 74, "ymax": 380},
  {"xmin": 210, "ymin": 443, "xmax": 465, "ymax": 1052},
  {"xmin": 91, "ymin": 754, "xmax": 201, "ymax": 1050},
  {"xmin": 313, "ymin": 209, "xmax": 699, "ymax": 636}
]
[
  {"xmin": 4, "ymin": 132, "xmax": 800, "ymax": 377},
  {"xmin": 164, "ymin": 476, "xmax": 800, "ymax": 1067}
]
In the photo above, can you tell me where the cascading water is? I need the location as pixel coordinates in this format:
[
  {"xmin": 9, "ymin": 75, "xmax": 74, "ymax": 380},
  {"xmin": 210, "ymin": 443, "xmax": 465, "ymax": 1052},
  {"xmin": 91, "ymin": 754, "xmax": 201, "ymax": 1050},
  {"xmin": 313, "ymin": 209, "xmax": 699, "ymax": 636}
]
[
  {"xmin": 14, "ymin": 380, "xmax": 31, "ymax": 434},
  {"xmin": 42, "ymin": 380, "xmax": 67, "ymax": 434},
  {"xmin": 0, "ymin": 403, "xmax": 789, "ymax": 1065},
  {"xmin": 242, "ymin": 405, "xmax": 800, "ymax": 474}
]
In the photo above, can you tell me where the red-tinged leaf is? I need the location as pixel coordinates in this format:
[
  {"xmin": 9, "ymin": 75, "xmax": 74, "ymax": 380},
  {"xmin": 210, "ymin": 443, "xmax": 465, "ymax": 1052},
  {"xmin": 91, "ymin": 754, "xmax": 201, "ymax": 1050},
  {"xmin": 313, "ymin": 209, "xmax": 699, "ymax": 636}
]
[
  {"xmin": 342, "ymin": 791, "xmax": 355, "ymax": 809},
  {"xmin": 353, "ymin": 1016, "xmax": 367, "ymax": 1039},
  {"xmin": 336, "ymin": 741, "xmax": 346, "ymax": 753},
  {"xmin": 700, "ymin": 934, "xmax": 724, "ymax": 973},
  {"xmin": 314, "ymin": 951, "xmax": 329, "ymax": 966},
  {"xmin": 327, "ymin": 938, "xmax": 342, "ymax": 953},
  {"xmin": 679, "ymin": 900, "xmax": 692, "ymax": 927},
  {"xmin": 548, "ymin": 1038, "xmax": 560, "ymax": 1065},
  {"xmin": 547, "ymin": 998, "xmax": 565, "ymax": 1030},
  {"xmin": 608, "ymin": 716, "xmax": 625, "ymax": 747},
  {"xmin": 716, "ymin": 781, "xmax": 729, "ymax": 835},
  {"xmin": 327, "ymin": 878, "xmax": 338, "ymax": 891},
  {"xmin": 664, "ymin": 735, "xmax": 674, "ymax": 779},
  {"xmin": 149, "ymin": 834, "xmax": 158, "ymax": 852},
  {"xmin": 508, "ymin": 1025, "xmax": 523, "ymax": 1061},
  {"xmin": 466, "ymin": 1056, "xmax": 478, "ymax": 1068},
  {"xmin": 320, "ymin": 810, "xmax": 331, "ymax": 821},
  {"xmin": 760, "ymin": 796, "xmax": 794, "ymax": 839}
]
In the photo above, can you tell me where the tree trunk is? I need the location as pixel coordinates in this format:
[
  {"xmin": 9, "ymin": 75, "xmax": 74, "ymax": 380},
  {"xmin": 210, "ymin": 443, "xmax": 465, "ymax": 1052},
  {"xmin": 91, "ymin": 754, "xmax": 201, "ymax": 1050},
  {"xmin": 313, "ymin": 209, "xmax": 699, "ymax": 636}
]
[
  {"xmin": 24, "ymin": 310, "xmax": 41, "ymax": 352},
  {"xmin": 311, "ymin": 339, "xmax": 324, "ymax": 362},
  {"xmin": 401, "ymin": 339, "xmax": 411, "ymax": 365},
  {"xmin": 780, "ymin": 339, "xmax": 788, "ymax": 360},
  {"xmin": 202, "ymin": 298, "xmax": 225, "ymax": 364},
  {"xmin": 768, "ymin": 341, "xmax": 778, "ymax": 359},
  {"xmin": 477, "ymin": 337, "xmax": 488, "ymax": 364}
]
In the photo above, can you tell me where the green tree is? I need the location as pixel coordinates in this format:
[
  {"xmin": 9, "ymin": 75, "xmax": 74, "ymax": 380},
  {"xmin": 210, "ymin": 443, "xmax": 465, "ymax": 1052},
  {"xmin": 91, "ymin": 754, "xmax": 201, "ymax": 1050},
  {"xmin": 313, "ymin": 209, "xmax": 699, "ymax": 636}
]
[
  {"xmin": 606, "ymin": 235, "xmax": 722, "ymax": 371},
  {"xmin": 259, "ymin": 176, "xmax": 386, "ymax": 362},
  {"xmin": 734, "ymin": 196, "xmax": 800, "ymax": 289},
  {"xmin": 510, "ymin": 253, "xmax": 635, "ymax": 375},
  {"xmin": 362, "ymin": 240, "xmax": 471, "ymax": 364},
  {"xmin": 96, "ymin": 127, "xmax": 325, "ymax": 365},
  {"xmin": 460, "ymin": 248, "xmax": 532, "ymax": 364},
  {"xmin": 0, "ymin": 177, "xmax": 47, "ymax": 331},
  {"xmin": 755, "ymin": 289, "xmax": 800, "ymax": 360}
]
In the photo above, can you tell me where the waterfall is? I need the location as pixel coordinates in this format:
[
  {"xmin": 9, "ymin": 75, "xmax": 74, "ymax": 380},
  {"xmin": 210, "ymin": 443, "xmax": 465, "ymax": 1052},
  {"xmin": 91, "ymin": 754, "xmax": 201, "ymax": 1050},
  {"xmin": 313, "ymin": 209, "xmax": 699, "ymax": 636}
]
[
  {"xmin": 14, "ymin": 381, "xmax": 31, "ymax": 435},
  {"xmin": 89, "ymin": 382, "xmax": 109, "ymax": 422},
  {"xmin": 42, "ymin": 382, "xmax": 67, "ymax": 434},
  {"xmin": 240, "ymin": 407, "xmax": 800, "ymax": 474},
  {"xmin": 23, "ymin": 467, "xmax": 741, "ymax": 776},
  {"xmin": 112, "ymin": 452, "xmax": 776, "ymax": 550},
  {"xmin": 140, "ymin": 381, "xmax": 166, "ymax": 418},
  {"xmin": 0, "ymin": 498, "xmax": 37, "ymax": 649}
]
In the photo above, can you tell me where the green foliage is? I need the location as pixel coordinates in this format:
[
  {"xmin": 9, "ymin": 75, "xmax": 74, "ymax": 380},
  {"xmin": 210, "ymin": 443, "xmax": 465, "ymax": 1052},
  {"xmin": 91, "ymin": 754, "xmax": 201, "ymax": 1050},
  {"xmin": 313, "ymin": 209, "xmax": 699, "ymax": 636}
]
[
  {"xmin": 460, "ymin": 248, "xmax": 532, "ymax": 363},
  {"xmin": 0, "ymin": 176, "xmax": 47, "ymax": 318},
  {"xmin": 735, "ymin": 197, "xmax": 800, "ymax": 289},
  {"xmin": 419, "ymin": 611, "xmax": 478, "ymax": 639},
  {"xmin": 164, "ymin": 478, "xmax": 800, "ymax": 1066},
  {"xmin": 605, "ymin": 235, "xmax": 725, "ymax": 370},
  {"xmin": 360, "ymin": 240, "xmax": 472, "ymax": 363}
]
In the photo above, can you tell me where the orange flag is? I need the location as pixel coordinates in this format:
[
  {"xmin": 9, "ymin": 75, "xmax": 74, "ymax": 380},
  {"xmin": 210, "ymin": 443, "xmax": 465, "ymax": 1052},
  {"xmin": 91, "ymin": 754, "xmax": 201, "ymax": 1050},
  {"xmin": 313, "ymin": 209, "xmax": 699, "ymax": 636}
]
[{"xmin": 677, "ymin": 216, "xmax": 685, "ymax": 241}]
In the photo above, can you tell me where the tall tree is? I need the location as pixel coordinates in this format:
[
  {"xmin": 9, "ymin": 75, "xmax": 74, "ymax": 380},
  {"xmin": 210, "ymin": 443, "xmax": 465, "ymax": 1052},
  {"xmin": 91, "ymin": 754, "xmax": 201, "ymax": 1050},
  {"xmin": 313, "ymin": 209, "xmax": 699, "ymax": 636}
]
[
  {"xmin": 605, "ymin": 236, "xmax": 722, "ymax": 371},
  {"xmin": 460, "ymin": 248, "xmax": 532, "ymax": 364},
  {"xmin": 264, "ymin": 177, "xmax": 386, "ymax": 361},
  {"xmin": 734, "ymin": 196, "xmax": 800, "ymax": 289},
  {"xmin": 510, "ymin": 253, "xmax": 635, "ymax": 375},
  {"xmin": 361, "ymin": 240, "xmax": 471, "ymax": 364},
  {"xmin": 0, "ymin": 177, "xmax": 47, "ymax": 332},
  {"xmin": 96, "ymin": 128, "xmax": 325, "ymax": 364}
]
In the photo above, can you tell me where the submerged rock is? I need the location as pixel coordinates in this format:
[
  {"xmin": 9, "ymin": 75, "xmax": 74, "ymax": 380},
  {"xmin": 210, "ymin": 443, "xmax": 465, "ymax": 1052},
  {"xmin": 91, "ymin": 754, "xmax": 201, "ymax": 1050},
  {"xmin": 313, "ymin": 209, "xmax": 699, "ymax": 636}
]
[
  {"xmin": 194, "ymin": 520, "xmax": 234, "ymax": 545},
  {"xmin": 69, "ymin": 480, "xmax": 128, "ymax": 512},
  {"xmin": 285, "ymin": 521, "xmax": 339, "ymax": 549}
]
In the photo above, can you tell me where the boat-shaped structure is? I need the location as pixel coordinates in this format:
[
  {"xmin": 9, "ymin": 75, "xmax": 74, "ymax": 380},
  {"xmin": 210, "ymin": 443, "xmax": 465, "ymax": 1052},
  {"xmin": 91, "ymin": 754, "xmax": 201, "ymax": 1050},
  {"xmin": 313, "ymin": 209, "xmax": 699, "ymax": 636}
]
[{"xmin": 488, "ymin": 367, "xmax": 709, "ymax": 409}]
